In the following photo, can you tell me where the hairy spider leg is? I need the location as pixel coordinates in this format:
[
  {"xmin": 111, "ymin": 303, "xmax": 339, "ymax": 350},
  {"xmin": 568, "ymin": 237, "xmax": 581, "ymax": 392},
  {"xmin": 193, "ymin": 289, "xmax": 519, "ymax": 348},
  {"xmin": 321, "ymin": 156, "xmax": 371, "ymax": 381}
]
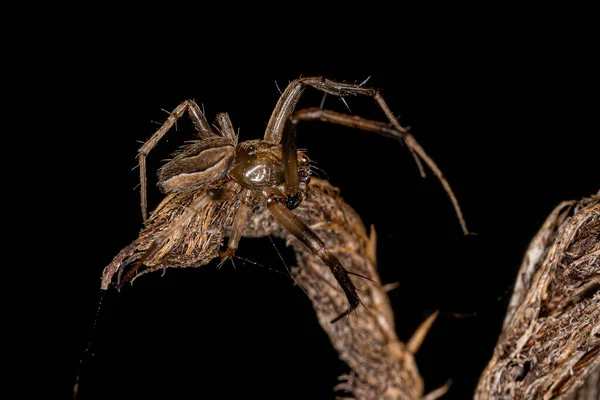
[
  {"xmin": 221, "ymin": 188, "xmax": 253, "ymax": 259},
  {"xmin": 263, "ymin": 76, "xmax": 467, "ymax": 235},
  {"xmin": 264, "ymin": 77, "xmax": 383, "ymax": 145},
  {"xmin": 263, "ymin": 189, "xmax": 361, "ymax": 323},
  {"xmin": 213, "ymin": 112, "xmax": 238, "ymax": 143},
  {"xmin": 137, "ymin": 99, "xmax": 217, "ymax": 222},
  {"xmin": 281, "ymin": 119, "xmax": 300, "ymax": 194},
  {"xmin": 290, "ymin": 108, "xmax": 468, "ymax": 235}
]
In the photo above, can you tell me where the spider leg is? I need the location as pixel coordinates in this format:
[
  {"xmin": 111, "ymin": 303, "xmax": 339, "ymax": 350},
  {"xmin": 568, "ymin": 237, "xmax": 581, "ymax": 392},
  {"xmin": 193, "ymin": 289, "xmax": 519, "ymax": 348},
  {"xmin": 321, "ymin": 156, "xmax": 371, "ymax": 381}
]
[
  {"xmin": 214, "ymin": 112, "xmax": 238, "ymax": 144},
  {"xmin": 265, "ymin": 77, "xmax": 468, "ymax": 235},
  {"xmin": 138, "ymin": 100, "xmax": 216, "ymax": 222},
  {"xmin": 281, "ymin": 119, "xmax": 300, "ymax": 194},
  {"xmin": 291, "ymin": 108, "xmax": 468, "ymax": 235},
  {"xmin": 220, "ymin": 188, "xmax": 252, "ymax": 259},
  {"xmin": 264, "ymin": 76, "xmax": 389, "ymax": 145},
  {"xmin": 263, "ymin": 189, "xmax": 360, "ymax": 323}
]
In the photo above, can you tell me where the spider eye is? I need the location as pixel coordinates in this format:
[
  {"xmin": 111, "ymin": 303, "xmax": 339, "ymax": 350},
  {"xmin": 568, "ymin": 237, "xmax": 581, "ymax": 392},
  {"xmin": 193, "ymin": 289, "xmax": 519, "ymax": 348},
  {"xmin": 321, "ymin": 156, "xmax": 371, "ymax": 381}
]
[
  {"xmin": 298, "ymin": 153, "xmax": 309, "ymax": 164},
  {"xmin": 247, "ymin": 145, "xmax": 256, "ymax": 156}
]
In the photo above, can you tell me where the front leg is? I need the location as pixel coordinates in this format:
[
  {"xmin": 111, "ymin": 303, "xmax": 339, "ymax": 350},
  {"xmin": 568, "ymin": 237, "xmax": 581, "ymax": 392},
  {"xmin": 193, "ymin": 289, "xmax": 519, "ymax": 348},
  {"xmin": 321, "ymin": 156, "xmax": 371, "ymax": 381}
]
[
  {"xmin": 267, "ymin": 77, "xmax": 468, "ymax": 235},
  {"xmin": 291, "ymin": 108, "xmax": 468, "ymax": 235},
  {"xmin": 263, "ymin": 189, "xmax": 361, "ymax": 322},
  {"xmin": 264, "ymin": 76, "xmax": 396, "ymax": 145}
]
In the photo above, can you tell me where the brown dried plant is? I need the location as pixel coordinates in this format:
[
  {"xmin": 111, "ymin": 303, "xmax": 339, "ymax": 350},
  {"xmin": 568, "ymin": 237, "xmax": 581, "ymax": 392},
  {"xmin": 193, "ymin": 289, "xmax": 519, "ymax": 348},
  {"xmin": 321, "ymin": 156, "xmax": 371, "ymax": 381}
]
[{"xmin": 476, "ymin": 193, "xmax": 599, "ymax": 399}]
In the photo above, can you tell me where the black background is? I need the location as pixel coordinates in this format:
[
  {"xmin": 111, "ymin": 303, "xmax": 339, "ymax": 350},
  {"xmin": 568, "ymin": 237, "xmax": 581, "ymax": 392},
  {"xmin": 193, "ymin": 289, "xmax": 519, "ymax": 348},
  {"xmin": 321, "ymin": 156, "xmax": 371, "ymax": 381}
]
[{"xmin": 28, "ymin": 13, "xmax": 597, "ymax": 400}]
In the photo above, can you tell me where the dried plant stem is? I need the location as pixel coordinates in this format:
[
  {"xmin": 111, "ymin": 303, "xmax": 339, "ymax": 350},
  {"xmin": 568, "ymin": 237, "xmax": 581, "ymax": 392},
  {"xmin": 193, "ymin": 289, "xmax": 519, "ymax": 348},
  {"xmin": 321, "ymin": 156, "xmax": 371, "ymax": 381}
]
[
  {"xmin": 102, "ymin": 178, "xmax": 442, "ymax": 399},
  {"xmin": 245, "ymin": 178, "xmax": 442, "ymax": 399},
  {"xmin": 277, "ymin": 179, "xmax": 439, "ymax": 400},
  {"xmin": 476, "ymin": 193, "xmax": 600, "ymax": 399}
]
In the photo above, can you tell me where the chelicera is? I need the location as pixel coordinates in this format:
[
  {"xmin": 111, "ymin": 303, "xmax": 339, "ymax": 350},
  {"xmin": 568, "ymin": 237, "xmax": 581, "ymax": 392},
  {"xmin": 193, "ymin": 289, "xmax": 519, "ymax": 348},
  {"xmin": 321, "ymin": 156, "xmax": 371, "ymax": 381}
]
[{"xmin": 110, "ymin": 76, "xmax": 467, "ymax": 323}]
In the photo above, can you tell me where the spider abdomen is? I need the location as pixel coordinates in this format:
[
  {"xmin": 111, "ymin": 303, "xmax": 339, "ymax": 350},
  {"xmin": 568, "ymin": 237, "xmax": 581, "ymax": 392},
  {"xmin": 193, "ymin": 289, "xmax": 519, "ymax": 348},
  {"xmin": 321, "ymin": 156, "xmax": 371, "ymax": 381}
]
[{"xmin": 157, "ymin": 137, "xmax": 236, "ymax": 193}]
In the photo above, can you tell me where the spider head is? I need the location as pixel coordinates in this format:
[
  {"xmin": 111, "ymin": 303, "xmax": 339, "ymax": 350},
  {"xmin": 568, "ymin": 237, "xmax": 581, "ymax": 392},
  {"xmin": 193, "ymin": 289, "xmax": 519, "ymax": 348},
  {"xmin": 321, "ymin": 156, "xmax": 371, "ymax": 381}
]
[{"xmin": 229, "ymin": 140, "xmax": 311, "ymax": 205}]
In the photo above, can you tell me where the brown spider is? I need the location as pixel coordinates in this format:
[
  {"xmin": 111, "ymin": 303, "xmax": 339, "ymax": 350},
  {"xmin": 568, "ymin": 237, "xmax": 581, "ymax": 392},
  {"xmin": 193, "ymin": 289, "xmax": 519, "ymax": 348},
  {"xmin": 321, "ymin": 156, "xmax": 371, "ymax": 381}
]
[{"xmin": 101, "ymin": 76, "xmax": 467, "ymax": 323}]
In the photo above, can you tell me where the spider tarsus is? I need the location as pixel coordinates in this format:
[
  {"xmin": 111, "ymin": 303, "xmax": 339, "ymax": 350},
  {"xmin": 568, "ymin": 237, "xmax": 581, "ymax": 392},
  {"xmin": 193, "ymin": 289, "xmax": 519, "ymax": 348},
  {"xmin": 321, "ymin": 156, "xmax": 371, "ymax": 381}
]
[
  {"xmin": 347, "ymin": 270, "xmax": 377, "ymax": 283},
  {"xmin": 330, "ymin": 295, "xmax": 361, "ymax": 323},
  {"xmin": 216, "ymin": 246, "xmax": 239, "ymax": 269},
  {"xmin": 219, "ymin": 247, "xmax": 236, "ymax": 260},
  {"xmin": 330, "ymin": 306, "xmax": 354, "ymax": 323},
  {"xmin": 117, "ymin": 242, "xmax": 158, "ymax": 290}
]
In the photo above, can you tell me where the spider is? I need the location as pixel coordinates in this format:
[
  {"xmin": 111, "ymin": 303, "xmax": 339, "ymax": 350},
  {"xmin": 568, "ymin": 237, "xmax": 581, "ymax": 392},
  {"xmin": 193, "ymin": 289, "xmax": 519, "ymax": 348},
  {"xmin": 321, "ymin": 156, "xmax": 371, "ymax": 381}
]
[{"xmin": 103, "ymin": 76, "xmax": 467, "ymax": 323}]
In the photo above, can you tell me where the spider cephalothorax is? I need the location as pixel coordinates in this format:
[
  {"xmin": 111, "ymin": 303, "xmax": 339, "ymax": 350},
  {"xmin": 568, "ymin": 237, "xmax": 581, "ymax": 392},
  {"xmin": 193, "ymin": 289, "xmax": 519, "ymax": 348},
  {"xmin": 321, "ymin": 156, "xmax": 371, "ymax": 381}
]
[
  {"xmin": 230, "ymin": 141, "xmax": 309, "ymax": 188},
  {"xmin": 229, "ymin": 140, "xmax": 311, "ymax": 209},
  {"xmin": 102, "ymin": 77, "xmax": 467, "ymax": 323},
  {"xmin": 157, "ymin": 138, "xmax": 311, "ymax": 204}
]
